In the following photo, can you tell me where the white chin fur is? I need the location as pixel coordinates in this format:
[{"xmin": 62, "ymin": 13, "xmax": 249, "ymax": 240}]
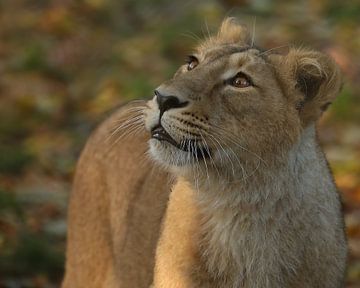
[{"xmin": 149, "ymin": 139, "xmax": 196, "ymax": 167}]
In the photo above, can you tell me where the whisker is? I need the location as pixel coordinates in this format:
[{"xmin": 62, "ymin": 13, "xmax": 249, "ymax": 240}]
[
  {"xmin": 107, "ymin": 117, "xmax": 144, "ymax": 149},
  {"xmin": 209, "ymin": 135, "xmax": 225, "ymax": 167},
  {"xmin": 224, "ymin": 145, "xmax": 248, "ymax": 183},
  {"xmin": 209, "ymin": 125, "xmax": 267, "ymax": 166},
  {"xmin": 180, "ymin": 31, "xmax": 202, "ymax": 42},
  {"xmin": 111, "ymin": 109, "xmax": 146, "ymax": 121},
  {"xmin": 204, "ymin": 19, "xmax": 211, "ymax": 40},
  {"xmin": 111, "ymin": 114, "xmax": 144, "ymax": 131},
  {"xmin": 258, "ymin": 45, "xmax": 289, "ymax": 56},
  {"xmin": 191, "ymin": 140, "xmax": 201, "ymax": 193},
  {"xmin": 126, "ymin": 99, "xmax": 148, "ymax": 105},
  {"xmin": 108, "ymin": 115, "xmax": 144, "ymax": 142},
  {"xmin": 105, "ymin": 123, "xmax": 144, "ymax": 155},
  {"xmin": 207, "ymin": 134, "xmax": 235, "ymax": 177},
  {"xmin": 197, "ymin": 136, "xmax": 210, "ymax": 182},
  {"xmin": 186, "ymin": 138, "xmax": 191, "ymax": 167},
  {"xmin": 198, "ymin": 127, "xmax": 268, "ymax": 183},
  {"xmin": 112, "ymin": 122, "xmax": 144, "ymax": 146},
  {"xmin": 198, "ymin": 129, "xmax": 220, "ymax": 178},
  {"xmin": 112, "ymin": 107, "xmax": 146, "ymax": 116},
  {"xmin": 251, "ymin": 16, "xmax": 256, "ymax": 48}
]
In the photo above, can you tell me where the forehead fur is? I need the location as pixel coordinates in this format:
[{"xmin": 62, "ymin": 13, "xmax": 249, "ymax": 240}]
[{"xmin": 199, "ymin": 18, "xmax": 250, "ymax": 51}]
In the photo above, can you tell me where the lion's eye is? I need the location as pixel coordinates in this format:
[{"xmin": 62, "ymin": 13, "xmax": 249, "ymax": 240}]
[
  {"xmin": 186, "ymin": 56, "xmax": 199, "ymax": 71},
  {"xmin": 231, "ymin": 73, "xmax": 252, "ymax": 88}
]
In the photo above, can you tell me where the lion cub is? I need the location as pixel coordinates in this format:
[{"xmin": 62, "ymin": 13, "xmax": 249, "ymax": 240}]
[
  {"xmin": 147, "ymin": 19, "xmax": 347, "ymax": 287},
  {"xmin": 63, "ymin": 18, "xmax": 347, "ymax": 288}
]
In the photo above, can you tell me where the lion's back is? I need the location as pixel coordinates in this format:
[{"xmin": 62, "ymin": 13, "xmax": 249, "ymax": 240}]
[{"xmin": 63, "ymin": 102, "xmax": 172, "ymax": 288}]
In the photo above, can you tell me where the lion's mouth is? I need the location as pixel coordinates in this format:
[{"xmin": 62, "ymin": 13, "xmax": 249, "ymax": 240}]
[
  {"xmin": 151, "ymin": 125, "xmax": 179, "ymax": 148},
  {"xmin": 151, "ymin": 125, "xmax": 211, "ymax": 159}
]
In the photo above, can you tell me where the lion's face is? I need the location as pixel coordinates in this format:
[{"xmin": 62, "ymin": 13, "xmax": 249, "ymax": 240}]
[
  {"xmin": 143, "ymin": 19, "xmax": 341, "ymax": 175},
  {"xmin": 144, "ymin": 46, "xmax": 298, "ymax": 169}
]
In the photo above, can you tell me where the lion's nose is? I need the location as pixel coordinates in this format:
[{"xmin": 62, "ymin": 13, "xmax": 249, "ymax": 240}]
[{"xmin": 155, "ymin": 90, "xmax": 188, "ymax": 115}]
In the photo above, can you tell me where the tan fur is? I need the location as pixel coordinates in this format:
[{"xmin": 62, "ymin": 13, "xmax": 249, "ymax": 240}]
[
  {"xmin": 153, "ymin": 179, "xmax": 200, "ymax": 288},
  {"xmin": 62, "ymin": 103, "xmax": 173, "ymax": 288},
  {"xmin": 63, "ymin": 18, "xmax": 347, "ymax": 287}
]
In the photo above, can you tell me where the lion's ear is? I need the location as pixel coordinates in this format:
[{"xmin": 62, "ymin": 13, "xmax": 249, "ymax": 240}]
[
  {"xmin": 285, "ymin": 48, "xmax": 343, "ymax": 125},
  {"xmin": 200, "ymin": 18, "xmax": 249, "ymax": 50},
  {"xmin": 217, "ymin": 17, "xmax": 249, "ymax": 45}
]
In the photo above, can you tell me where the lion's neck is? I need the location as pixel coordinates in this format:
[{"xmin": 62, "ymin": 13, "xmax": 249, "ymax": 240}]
[
  {"xmin": 187, "ymin": 125, "xmax": 322, "ymax": 208},
  {"xmin": 182, "ymin": 125, "xmax": 331, "ymax": 285}
]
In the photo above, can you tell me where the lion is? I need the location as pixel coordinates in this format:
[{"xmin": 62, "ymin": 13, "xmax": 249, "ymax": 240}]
[{"xmin": 62, "ymin": 18, "xmax": 347, "ymax": 288}]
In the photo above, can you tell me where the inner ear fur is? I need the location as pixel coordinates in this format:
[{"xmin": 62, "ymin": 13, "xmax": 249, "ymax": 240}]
[{"xmin": 285, "ymin": 48, "xmax": 343, "ymax": 125}]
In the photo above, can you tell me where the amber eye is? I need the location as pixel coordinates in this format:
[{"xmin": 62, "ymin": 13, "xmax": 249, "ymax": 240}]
[
  {"xmin": 231, "ymin": 73, "xmax": 252, "ymax": 88},
  {"xmin": 186, "ymin": 56, "xmax": 199, "ymax": 71}
]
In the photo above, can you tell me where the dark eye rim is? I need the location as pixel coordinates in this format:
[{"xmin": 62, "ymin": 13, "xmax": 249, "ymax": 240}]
[
  {"xmin": 225, "ymin": 72, "xmax": 254, "ymax": 88},
  {"xmin": 185, "ymin": 55, "xmax": 199, "ymax": 70},
  {"xmin": 185, "ymin": 55, "xmax": 198, "ymax": 64}
]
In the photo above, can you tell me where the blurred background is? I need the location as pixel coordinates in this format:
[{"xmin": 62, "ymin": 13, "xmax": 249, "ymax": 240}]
[{"xmin": 0, "ymin": 0, "xmax": 359, "ymax": 287}]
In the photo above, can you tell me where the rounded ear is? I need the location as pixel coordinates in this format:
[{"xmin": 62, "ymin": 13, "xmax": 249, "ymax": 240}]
[
  {"xmin": 285, "ymin": 48, "xmax": 343, "ymax": 125},
  {"xmin": 199, "ymin": 18, "xmax": 250, "ymax": 50},
  {"xmin": 217, "ymin": 17, "xmax": 250, "ymax": 45}
]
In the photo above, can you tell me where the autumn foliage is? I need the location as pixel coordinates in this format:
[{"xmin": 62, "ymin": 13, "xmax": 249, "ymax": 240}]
[{"xmin": 0, "ymin": 0, "xmax": 359, "ymax": 287}]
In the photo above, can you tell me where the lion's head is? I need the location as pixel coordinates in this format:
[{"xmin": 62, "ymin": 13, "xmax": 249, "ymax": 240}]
[{"xmin": 144, "ymin": 18, "xmax": 342, "ymax": 178}]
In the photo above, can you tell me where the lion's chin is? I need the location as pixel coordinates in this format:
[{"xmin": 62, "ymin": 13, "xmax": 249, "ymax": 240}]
[{"xmin": 149, "ymin": 139, "xmax": 203, "ymax": 168}]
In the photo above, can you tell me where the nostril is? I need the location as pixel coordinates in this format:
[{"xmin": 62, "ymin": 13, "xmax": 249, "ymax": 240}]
[
  {"xmin": 161, "ymin": 96, "xmax": 188, "ymax": 113},
  {"xmin": 155, "ymin": 90, "xmax": 188, "ymax": 115},
  {"xmin": 164, "ymin": 96, "xmax": 180, "ymax": 109}
]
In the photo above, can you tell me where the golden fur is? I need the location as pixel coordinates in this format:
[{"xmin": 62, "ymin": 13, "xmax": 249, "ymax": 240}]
[
  {"xmin": 62, "ymin": 103, "xmax": 173, "ymax": 288},
  {"xmin": 63, "ymin": 18, "xmax": 347, "ymax": 287}
]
